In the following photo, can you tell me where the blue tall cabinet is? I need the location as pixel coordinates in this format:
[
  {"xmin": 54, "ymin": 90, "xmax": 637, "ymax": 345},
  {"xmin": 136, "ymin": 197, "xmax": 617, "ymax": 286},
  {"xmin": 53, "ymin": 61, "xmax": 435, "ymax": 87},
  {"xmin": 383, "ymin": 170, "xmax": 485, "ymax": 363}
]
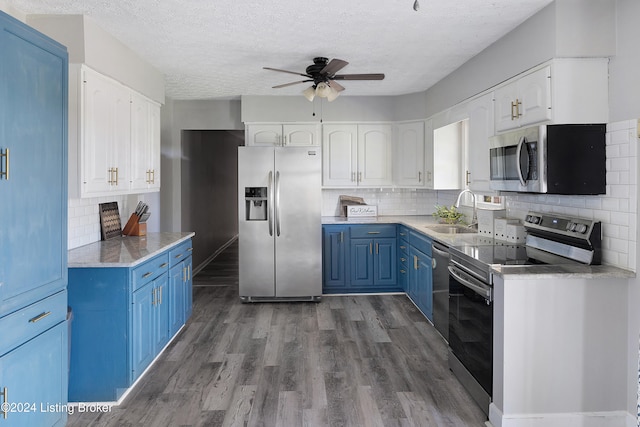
[{"xmin": 0, "ymin": 10, "xmax": 69, "ymax": 427}]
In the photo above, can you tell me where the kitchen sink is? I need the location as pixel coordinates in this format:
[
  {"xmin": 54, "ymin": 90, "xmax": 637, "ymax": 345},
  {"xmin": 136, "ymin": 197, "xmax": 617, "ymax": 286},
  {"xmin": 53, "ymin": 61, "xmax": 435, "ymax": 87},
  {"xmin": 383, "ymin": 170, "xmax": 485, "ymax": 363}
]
[{"xmin": 425, "ymin": 224, "xmax": 477, "ymax": 234}]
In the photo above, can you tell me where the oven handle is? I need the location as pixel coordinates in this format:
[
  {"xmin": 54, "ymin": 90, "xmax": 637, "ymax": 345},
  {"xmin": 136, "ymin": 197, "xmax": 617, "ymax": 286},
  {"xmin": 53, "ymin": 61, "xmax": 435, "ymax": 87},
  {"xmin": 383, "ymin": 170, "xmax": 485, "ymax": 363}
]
[{"xmin": 448, "ymin": 265, "xmax": 492, "ymax": 303}]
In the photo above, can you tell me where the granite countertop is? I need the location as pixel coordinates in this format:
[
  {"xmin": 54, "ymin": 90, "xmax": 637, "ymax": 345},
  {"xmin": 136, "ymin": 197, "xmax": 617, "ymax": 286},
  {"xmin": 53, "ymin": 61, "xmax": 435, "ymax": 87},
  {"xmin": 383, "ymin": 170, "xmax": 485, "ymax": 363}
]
[
  {"xmin": 68, "ymin": 232, "xmax": 195, "ymax": 268},
  {"xmin": 322, "ymin": 215, "xmax": 635, "ymax": 279}
]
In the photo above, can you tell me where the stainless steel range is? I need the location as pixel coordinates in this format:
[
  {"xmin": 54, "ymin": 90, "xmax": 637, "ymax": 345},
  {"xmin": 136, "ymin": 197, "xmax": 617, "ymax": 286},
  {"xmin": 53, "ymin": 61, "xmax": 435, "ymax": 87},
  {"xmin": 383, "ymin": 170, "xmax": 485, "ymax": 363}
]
[{"xmin": 447, "ymin": 211, "xmax": 602, "ymax": 416}]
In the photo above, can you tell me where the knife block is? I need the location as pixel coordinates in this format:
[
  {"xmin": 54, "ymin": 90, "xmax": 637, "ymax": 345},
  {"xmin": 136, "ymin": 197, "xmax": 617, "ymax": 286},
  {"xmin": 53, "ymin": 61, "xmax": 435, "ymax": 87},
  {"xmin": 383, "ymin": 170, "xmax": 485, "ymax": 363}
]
[{"xmin": 122, "ymin": 213, "xmax": 146, "ymax": 236}]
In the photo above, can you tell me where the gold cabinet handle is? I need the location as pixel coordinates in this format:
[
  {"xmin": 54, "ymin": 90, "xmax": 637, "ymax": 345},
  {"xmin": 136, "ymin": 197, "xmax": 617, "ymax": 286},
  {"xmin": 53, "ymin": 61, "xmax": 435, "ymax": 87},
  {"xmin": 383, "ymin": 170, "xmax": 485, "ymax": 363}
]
[
  {"xmin": 400, "ymin": 269, "xmax": 406, "ymax": 274},
  {"xmin": 142, "ymin": 272, "xmax": 153, "ymax": 278},
  {"xmin": 175, "ymin": 254, "xmax": 183, "ymax": 259},
  {"xmin": 0, "ymin": 148, "xmax": 9, "ymax": 180},
  {"xmin": 187, "ymin": 248, "xmax": 193, "ymax": 252},
  {"xmin": 418, "ymin": 171, "xmax": 422, "ymax": 182},
  {"xmin": 400, "ymin": 245, "xmax": 406, "ymax": 250},
  {"xmin": 152, "ymin": 288, "xmax": 157, "ymax": 306},
  {"xmin": 427, "ymin": 171, "xmax": 432, "ymax": 182},
  {"xmin": 400, "ymin": 257, "xmax": 406, "ymax": 262},
  {"xmin": 358, "ymin": 172, "xmax": 362, "ymax": 182},
  {"xmin": 29, "ymin": 311, "xmax": 51, "ymax": 323},
  {"xmin": 188, "ymin": 265, "xmax": 191, "ymax": 280},
  {"xmin": 466, "ymin": 170, "xmax": 471, "ymax": 186},
  {"xmin": 183, "ymin": 266, "xmax": 187, "ymax": 282},
  {"xmin": 369, "ymin": 242, "xmax": 373, "ymax": 254},
  {"xmin": 376, "ymin": 243, "xmax": 379, "ymax": 254},
  {"xmin": 1, "ymin": 387, "xmax": 7, "ymax": 419},
  {"xmin": 511, "ymin": 98, "xmax": 522, "ymax": 120},
  {"xmin": 351, "ymin": 172, "xmax": 356, "ymax": 182},
  {"xmin": 159, "ymin": 286, "xmax": 163, "ymax": 305},
  {"xmin": 159, "ymin": 263, "xmax": 168, "ymax": 268},
  {"xmin": 367, "ymin": 231, "xmax": 380, "ymax": 234},
  {"xmin": 114, "ymin": 167, "xmax": 119, "ymax": 185},
  {"xmin": 414, "ymin": 255, "xmax": 419, "ymax": 270}
]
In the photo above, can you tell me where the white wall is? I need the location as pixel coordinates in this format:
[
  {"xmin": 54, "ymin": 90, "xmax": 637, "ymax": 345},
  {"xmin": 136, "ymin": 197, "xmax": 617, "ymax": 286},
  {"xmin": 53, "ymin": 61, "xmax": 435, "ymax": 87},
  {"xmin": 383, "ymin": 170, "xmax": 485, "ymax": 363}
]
[{"xmin": 26, "ymin": 14, "xmax": 165, "ymax": 104}]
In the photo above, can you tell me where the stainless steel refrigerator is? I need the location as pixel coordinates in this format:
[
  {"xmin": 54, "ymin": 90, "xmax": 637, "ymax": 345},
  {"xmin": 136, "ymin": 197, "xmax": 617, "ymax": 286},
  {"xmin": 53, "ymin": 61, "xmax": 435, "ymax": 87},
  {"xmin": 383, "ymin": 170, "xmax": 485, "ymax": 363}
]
[{"xmin": 238, "ymin": 146, "xmax": 322, "ymax": 301}]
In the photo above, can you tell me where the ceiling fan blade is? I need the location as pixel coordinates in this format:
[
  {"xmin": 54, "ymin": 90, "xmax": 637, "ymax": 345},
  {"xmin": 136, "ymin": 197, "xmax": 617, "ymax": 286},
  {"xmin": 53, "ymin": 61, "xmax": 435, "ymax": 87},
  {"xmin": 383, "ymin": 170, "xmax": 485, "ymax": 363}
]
[
  {"xmin": 321, "ymin": 59, "xmax": 349, "ymax": 76},
  {"xmin": 272, "ymin": 80, "xmax": 313, "ymax": 89},
  {"xmin": 328, "ymin": 80, "xmax": 345, "ymax": 92},
  {"xmin": 263, "ymin": 67, "xmax": 312, "ymax": 78},
  {"xmin": 333, "ymin": 73, "xmax": 385, "ymax": 81}
]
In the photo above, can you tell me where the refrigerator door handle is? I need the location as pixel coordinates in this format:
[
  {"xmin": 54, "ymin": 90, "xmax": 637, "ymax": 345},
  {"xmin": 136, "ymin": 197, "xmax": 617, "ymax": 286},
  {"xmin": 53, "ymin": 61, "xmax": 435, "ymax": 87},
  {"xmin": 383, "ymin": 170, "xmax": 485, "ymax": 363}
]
[
  {"xmin": 268, "ymin": 171, "xmax": 274, "ymax": 236},
  {"xmin": 275, "ymin": 171, "xmax": 281, "ymax": 236}
]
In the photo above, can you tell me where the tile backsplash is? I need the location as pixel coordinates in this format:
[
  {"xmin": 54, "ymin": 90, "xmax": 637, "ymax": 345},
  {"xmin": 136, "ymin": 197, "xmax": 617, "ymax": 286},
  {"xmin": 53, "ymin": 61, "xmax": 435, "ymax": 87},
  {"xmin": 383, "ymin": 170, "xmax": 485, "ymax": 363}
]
[{"xmin": 68, "ymin": 195, "xmax": 129, "ymax": 250}]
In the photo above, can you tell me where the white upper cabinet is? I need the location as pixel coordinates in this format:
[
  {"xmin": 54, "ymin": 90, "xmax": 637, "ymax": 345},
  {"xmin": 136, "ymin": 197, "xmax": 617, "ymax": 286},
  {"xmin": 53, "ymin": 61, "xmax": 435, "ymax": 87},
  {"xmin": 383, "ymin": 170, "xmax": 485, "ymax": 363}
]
[
  {"xmin": 71, "ymin": 65, "xmax": 162, "ymax": 198},
  {"xmin": 494, "ymin": 58, "xmax": 608, "ymax": 133},
  {"xmin": 322, "ymin": 123, "xmax": 392, "ymax": 188},
  {"xmin": 322, "ymin": 124, "xmax": 358, "ymax": 187},
  {"xmin": 466, "ymin": 92, "xmax": 494, "ymax": 192},
  {"xmin": 394, "ymin": 121, "xmax": 425, "ymax": 187},
  {"xmin": 494, "ymin": 66, "xmax": 551, "ymax": 132},
  {"xmin": 130, "ymin": 91, "xmax": 161, "ymax": 192},
  {"xmin": 80, "ymin": 66, "xmax": 131, "ymax": 196},
  {"xmin": 246, "ymin": 123, "xmax": 320, "ymax": 146},
  {"xmin": 357, "ymin": 124, "xmax": 393, "ymax": 187}
]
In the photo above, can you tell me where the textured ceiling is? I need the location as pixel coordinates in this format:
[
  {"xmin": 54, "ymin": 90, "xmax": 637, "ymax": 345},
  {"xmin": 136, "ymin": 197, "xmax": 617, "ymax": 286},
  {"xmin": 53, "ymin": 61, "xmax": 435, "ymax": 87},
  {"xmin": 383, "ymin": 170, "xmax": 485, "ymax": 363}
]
[{"xmin": 8, "ymin": 0, "xmax": 554, "ymax": 100}]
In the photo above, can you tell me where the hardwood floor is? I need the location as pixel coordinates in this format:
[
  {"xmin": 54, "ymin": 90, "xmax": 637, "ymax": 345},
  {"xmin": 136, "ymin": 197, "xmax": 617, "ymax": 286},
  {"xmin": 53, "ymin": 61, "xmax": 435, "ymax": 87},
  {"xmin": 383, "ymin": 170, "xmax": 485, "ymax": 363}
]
[{"xmin": 67, "ymin": 239, "xmax": 487, "ymax": 426}]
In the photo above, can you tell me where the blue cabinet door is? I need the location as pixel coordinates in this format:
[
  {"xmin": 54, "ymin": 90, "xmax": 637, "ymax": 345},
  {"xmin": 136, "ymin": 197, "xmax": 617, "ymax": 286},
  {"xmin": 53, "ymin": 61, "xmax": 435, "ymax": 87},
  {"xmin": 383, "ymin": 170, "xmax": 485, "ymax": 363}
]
[
  {"xmin": 131, "ymin": 282, "xmax": 154, "ymax": 380},
  {"xmin": 417, "ymin": 253, "xmax": 433, "ymax": 321},
  {"xmin": 154, "ymin": 275, "xmax": 170, "ymax": 353},
  {"xmin": 374, "ymin": 237, "xmax": 397, "ymax": 286},
  {"xmin": 350, "ymin": 239, "xmax": 374, "ymax": 287},
  {"xmin": 0, "ymin": 321, "xmax": 67, "ymax": 427},
  {"xmin": 322, "ymin": 225, "xmax": 349, "ymax": 290},
  {"xmin": 168, "ymin": 263, "xmax": 185, "ymax": 336},
  {"xmin": 0, "ymin": 11, "xmax": 68, "ymax": 314}
]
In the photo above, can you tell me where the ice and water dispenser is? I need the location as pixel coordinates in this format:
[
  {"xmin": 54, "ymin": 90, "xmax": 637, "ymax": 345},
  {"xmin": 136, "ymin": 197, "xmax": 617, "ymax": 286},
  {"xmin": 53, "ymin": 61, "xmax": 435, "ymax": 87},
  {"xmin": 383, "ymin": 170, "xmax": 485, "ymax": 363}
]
[{"xmin": 244, "ymin": 187, "xmax": 268, "ymax": 221}]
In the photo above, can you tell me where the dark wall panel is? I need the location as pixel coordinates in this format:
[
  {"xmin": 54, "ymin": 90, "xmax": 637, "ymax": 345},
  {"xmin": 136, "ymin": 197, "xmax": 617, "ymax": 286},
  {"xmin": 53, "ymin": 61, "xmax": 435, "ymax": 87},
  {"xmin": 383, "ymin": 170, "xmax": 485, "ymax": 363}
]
[{"xmin": 181, "ymin": 130, "xmax": 244, "ymax": 269}]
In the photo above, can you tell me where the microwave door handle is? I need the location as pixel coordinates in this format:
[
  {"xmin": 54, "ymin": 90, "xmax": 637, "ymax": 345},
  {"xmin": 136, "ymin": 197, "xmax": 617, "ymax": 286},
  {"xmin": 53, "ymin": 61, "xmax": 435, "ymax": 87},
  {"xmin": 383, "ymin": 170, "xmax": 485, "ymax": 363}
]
[{"xmin": 515, "ymin": 136, "xmax": 528, "ymax": 187}]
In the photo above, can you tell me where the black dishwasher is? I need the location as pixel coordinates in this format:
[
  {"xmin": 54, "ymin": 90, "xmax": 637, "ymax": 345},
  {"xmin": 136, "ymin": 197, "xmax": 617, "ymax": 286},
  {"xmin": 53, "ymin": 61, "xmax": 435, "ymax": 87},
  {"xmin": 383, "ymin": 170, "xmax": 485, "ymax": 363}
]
[{"xmin": 431, "ymin": 242, "xmax": 450, "ymax": 341}]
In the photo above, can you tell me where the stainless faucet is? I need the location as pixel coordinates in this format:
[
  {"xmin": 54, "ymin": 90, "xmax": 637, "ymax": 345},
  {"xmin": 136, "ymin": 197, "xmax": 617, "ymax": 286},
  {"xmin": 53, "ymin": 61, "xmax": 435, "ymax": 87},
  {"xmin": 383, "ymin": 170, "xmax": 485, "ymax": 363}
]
[{"xmin": 454, "ymin": 189, "xmax": 477, "ymax": 227}]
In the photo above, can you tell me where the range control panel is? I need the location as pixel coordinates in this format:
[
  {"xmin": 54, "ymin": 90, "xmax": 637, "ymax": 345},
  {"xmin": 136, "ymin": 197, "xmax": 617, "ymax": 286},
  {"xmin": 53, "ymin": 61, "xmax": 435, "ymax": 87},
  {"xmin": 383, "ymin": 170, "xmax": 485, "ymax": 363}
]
[{"xmin": 524, "ymin": 212, "xmax": 600, "ymax": 239}]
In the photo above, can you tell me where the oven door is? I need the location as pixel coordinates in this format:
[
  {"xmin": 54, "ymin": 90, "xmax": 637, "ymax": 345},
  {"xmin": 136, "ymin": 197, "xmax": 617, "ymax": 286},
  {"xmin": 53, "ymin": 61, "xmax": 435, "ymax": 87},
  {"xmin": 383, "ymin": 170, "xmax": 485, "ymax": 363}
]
[{"xmin": 448, "ymin": 263, "xmax": 493, "ymax": 397}]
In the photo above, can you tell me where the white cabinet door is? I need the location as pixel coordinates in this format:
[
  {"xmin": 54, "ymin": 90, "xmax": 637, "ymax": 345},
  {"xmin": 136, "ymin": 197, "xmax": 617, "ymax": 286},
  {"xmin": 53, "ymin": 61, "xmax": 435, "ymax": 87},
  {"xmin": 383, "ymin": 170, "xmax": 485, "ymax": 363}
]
[
  {"xmin": 246, "ymin": 124, "xmax": 281, "ymax": 146},
  {"xmin": 466, "ymin": 92, "xmax": 494, "ymax": 192},
  {"xmin": 358, "ymin": 124, "xmax": 393, "ymax": 187},
  {"xmin": 517, "ymin": 66, "xmax": 552, "ymax": 127},
  {"xmin": 81, "ymin": 67, "xmax": 131, "ymax": 196},
  {"xmin": 246, "ymin": 123, "xmax": 319, "ymax": 146},
  {"xmin": 322, "ymin": 124, "xmax": 358, "ymax": 187},
  {"xmin": 495, "ymin": 66, "xmax": 551, "ymax": 132},
  {"xmin": 394, "ymin": 121, "xmax": 425, "ymax": 187},
  {"xmin": 282, "ymin": 124, "xmax": 320, "ymax": 146},
  {"xmin": 130, "ymin": 92, "xmax": 161, "ymax": 192}
]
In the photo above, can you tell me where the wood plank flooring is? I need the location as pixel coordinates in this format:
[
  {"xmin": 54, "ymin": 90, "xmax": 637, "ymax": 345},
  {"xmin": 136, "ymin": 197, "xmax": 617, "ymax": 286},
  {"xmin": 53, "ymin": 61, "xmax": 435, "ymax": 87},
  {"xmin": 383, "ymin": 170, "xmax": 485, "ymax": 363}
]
[{"xmin": 67, "ymin": 240, "xmax": 487, "ymax": 426}]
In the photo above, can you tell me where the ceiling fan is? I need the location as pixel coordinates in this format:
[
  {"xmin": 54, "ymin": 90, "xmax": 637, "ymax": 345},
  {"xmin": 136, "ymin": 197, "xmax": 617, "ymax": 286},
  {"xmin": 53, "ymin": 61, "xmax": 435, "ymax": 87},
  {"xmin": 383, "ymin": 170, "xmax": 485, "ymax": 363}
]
[{"xmin": 263, "ymin": 57, "xmax": 385, "ymax": 102}]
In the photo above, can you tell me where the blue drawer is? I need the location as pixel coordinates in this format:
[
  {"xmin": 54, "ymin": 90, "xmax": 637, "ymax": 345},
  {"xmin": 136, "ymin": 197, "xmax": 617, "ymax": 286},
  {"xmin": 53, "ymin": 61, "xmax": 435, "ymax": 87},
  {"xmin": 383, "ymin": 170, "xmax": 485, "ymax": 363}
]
[
  {"xmin": 350, "ymin": 224, "xmax": 397, "ymax": 239},
  {"xmin": 169, "ymin": 239, "xmax": 193, "ymax": 267},
  {"xmin": 398, "ymin": 225, "xmax": 410, "ymax": 242},
  {"xmin": 0, "ymin": 289, "xmax": 67, "ymax": 357},
  {"xmin": 409, "ymin": 230, "xmax": 432, "ymax": 256},
  {"xmin": 132, "ymin": 253, "xmax": 169, "ymax": 291}
]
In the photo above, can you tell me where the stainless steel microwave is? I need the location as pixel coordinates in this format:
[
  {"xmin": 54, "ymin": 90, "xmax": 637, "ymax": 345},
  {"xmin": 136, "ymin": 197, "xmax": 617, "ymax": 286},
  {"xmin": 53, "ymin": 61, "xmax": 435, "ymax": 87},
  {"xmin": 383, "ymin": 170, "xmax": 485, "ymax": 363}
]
[{"xmin": 488, "ymin": 124, "xmax": 606, "ymax": 194}]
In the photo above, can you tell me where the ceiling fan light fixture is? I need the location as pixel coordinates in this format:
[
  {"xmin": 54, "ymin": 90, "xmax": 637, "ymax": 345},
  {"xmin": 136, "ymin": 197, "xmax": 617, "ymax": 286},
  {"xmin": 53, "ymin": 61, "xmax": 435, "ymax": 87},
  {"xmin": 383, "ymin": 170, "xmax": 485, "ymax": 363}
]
[
  {"xmin": 326, "ymin": 85, "xmax": 340, "ymax": 102},
  {"xmin": 303, "ymin": 85, "xmax": 316, "ymax": 101},
  {"xmin": 315, "ymin": 82, "xmax": 331, "ymax": 98}
]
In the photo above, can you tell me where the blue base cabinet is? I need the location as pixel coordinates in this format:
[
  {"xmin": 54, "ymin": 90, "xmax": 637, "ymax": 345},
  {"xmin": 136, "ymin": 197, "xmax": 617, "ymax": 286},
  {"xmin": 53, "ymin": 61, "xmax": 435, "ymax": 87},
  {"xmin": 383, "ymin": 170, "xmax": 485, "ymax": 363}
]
[
  {"xmin": 407, "ymin": 231, "xmax": 433, "ymax": 321},
  {"xmin": 0, "ymin": 10, "xmax": 69, "ymax": 427},
  {"xmin": 322, "ymin": 224, "xmax": 401, "ymax": 293},
  {"xmin": 68, "ymin": 239, "xmax": 193, "ymax": 402}
]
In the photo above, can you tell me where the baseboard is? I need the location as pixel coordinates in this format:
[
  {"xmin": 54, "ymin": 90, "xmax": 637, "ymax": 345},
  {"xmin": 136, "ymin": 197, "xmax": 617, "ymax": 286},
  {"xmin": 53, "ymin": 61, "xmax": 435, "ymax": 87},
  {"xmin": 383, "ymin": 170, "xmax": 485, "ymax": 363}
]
[
  {"xmin": 489, "ymin": 404, "xmax": 631, "ymax": 427},
  {"xmin": 193, "ymin": 235, "xmax": 238, "ymax": 276}
]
